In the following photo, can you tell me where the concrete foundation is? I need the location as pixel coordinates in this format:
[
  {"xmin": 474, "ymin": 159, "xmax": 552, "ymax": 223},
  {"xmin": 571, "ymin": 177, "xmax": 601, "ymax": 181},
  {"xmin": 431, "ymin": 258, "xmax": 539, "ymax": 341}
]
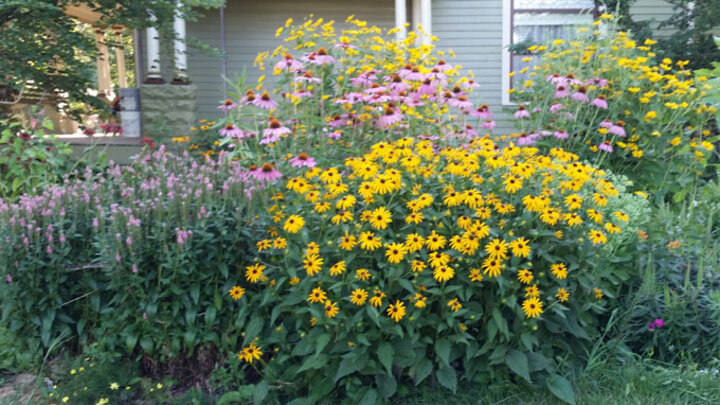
[{"xmin": 140, "ymin": 84, "xmax": 196, "ymax": 141}]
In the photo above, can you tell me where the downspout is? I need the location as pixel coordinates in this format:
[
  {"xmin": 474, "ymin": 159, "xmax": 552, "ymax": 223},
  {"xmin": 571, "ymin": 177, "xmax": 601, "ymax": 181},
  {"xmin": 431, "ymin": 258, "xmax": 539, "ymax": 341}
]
[{"xmin": 220, "ymin": 5, "xmax": 228, "ymax": 116}]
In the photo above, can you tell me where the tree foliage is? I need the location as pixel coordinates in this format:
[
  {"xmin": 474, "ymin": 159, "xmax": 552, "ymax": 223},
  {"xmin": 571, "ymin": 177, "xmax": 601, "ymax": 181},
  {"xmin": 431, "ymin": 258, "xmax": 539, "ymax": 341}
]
[{"xmin": 0, "ymin": 0, "xmax": 222, "ymax": 115}]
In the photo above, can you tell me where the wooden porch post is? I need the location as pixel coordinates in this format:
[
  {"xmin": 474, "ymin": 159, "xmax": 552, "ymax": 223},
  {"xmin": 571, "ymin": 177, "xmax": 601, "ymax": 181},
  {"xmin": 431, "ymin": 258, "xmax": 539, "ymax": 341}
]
[
  {"xmin": 94, "ymin": 28, "xmax": 113, "ymax": 96},
  {"xmin": 112, "ymin": 26, "xmax": 128, "ymax": 88}
]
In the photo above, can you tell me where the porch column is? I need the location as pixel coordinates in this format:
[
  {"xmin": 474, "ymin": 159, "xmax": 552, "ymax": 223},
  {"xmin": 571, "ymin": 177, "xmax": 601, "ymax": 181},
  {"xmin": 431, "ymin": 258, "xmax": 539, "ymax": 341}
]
[
  {"xmin": 112, "ymin": 26, "xmax": 128, "ymax": 88},
  {"xmin": 94, "ymin": 28, "xmax": 112, "ymax": 96},
  {"xmin": 394, "ymin": 0, "xmax": 407, "ymax": 41},
  {"xmin": 145, "ymin": 16, "xmax": 163, "ymax": 83},
  {"xmin": 420, "ymin": 0, "xmax": 432, "ymax": 46},
  {"xmin": 173, "ymin": 4, "xmax": 189, "ymax": 82}
]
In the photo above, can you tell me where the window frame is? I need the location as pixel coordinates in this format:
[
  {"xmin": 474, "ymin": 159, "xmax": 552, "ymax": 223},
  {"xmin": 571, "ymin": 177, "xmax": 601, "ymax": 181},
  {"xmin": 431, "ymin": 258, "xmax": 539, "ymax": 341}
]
[{"xmin": 501, "ymin": 0, "xmax": 599, "ymax": 105}]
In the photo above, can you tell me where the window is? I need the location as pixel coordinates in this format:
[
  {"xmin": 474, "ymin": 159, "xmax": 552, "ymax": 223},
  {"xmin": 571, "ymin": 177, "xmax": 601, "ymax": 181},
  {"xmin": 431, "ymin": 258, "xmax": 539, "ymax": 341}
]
[{"xmin": 502, "ymin": 0, "xmax": 598, "ymax": 105}]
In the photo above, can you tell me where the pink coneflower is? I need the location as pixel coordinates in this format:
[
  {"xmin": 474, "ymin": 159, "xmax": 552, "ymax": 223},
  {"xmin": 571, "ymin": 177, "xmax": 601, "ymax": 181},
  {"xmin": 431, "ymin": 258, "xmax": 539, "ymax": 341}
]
[
  {"xmin": 434, "ymin": 59, "xmax": 453, "ymax": 72},
  {"xmin": 517, "ymin": 132, "xmax": 536, "ymax": 145},
  {"xmin": 274, "ymin": 54, "xmax": 304, "ymax": 71},
  {"xmin": 253, "ymin": 163, "xmax": 283, "ymax": 183},
  {"xmin": 303, "ymin": 47, "xmax": 336, "ymax": 65},
  {"xmin": 460, "ymin": 79, "xmax": 481, "ymax": 91},
  {"xmin": 450, "ymin": 85, "xmax": 466, "ymax": 98},
  {"xmin": 427, "ymin": 67, "xmax": 447, "ymax": 83},
  {"xmin": 351, "ymin": 70, "xmax": 378, "ymax": 87},
  {"xmin": 262, "ymin": 118, "xmax": 290, "ymax": 143},
  {"xmin": 554, "ymin": 85, "xmax": 569, "ymax": 98},
  {"xmin": 240, "ymin": 90, "xmax": 256, "ymax": 105},
  {"xmin": 334, "ymin": 39, "xmax": 357, "ymax": 50},
  {"xmin": 554, "ymin": 130, "xmax": 569, "ymax": 139},
  {"xmin": 364, "ymin": 93, "xmax": 390, "ymax": 104},
  {"xmin": 404, "ymin": 93, "xmax": 426, "ymax": 107},
  {"xmin": 219, "ymin": 123, "xmax": 244, "ymax": 138},
  {"xmin": 329, "ymin": 114, "xmax": 345, "ymax": 128},
  {"xmin": 387, "ymin": 75, "xmax": 410, "ymax": 92},
  {"xmin": 365, "ymin": 83, "xmax": 388, "ymax": 94},
  {"xmin": 417, "ymin": 78, "xmax": 437, "ymax": 97},
  {"xmin": 599, "ymin": 141, "xmax": 613, "ymax": 152},
  {"xmin": 592, "ymin": 94, "xmax": 608, "ymax": 109},
  {"xmin": 571, "ymin": 86, "xmax": 589, "ymax": 102},
  {"xmin": 447, "ymin": 95, "xmax": 473, "ymax": 110},
  {"xmin": 470, "ymin": 104, "xmax": 492, "ymax": 118},
  {"xmin": 514, "ymin": 105, "xmax": 530, "ymax": 119},
  {"xmin": 377, "ymin": 106, "xmax": 403, "ymax": 128},
  {"xmin": 482, "ymin": 120, "xmax": 496, "ymax": 130},
  {"xmin": 546, "ymin": 73, "xmax": 563, "ymax": 84},
  {"xmin": 327, "ymin": 130, "xmax": 344, "ymax": 139},
  {"xmin": 463, "ymin": 125, "xmax": 478, "ymax": 138},
  {"xmin": 405, "ymin": 66, "xmax": 425, "ymax": 81},
  {"xmin": 599, "ymin": 119, "xmax": 614, "ymax": 128},
  {"xmin": 253, "ymin": 91, "xmax": 278, "ymax": 109},
  {"xmin": 564, "ymin": 73, "xmax": 582, "ymax": 86},
  {"xmin": 586, "ymin": 77, "xmax": 609, "ymax": 88},
  {"xmin": 295, "ymin": 71, "xmax": 322, "ymax": 83},
  {"xmin": 218, "ymin": 98, "xmax": 237, "ymax": 110},
  {"xmin": 397, "ymin": 64, "xmax": 414, "ymax": 77},
  {"xmin": 289, "ymin": 153, "xmax": 317, "ymax": 168},
  {"xmin": 610, "ymin": 121, "xmax": 626, "ymax": 137},
  {"xmin": 549, "ymin": 102, "xmax": 564, "ymax": 113},
  {"xmin": 292, "ymin": 90, "xmax": 313, "ymax": 98}
]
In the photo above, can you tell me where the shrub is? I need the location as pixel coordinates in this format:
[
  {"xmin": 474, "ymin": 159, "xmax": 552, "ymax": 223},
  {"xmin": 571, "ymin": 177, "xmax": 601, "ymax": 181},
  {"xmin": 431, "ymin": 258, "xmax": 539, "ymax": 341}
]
[
  {"xmin": 224, "ymin": 136, "xmax": 647, "ymax": 402},
  {"xmin": 509, "ymin": 18, "xmax": 717, "ymax": 196},
  {"xmin": 0, "ymin": 147, "xmax": 260, "ymax": 368},
  {"xmin": 0, "ymin": 116, "xmax": 74, "ymax": 200}
]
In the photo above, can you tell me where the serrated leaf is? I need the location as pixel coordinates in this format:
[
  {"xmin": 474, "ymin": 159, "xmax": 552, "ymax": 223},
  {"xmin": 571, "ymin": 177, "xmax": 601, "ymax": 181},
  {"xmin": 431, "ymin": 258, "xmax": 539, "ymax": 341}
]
[
  {"xmin": 378, "ymin": 342, "xmax": 394, "ymax": 373},
  {"xmin": 435, "ymin": 338, "xmax": 451, "ymax": 366},
  {"xmin": 505, "ymin": 349, "xmax": 531, "ymax": 383},
  {"xmin": 546, "ymin": 374, "xmax": 575, "ymax": 405},
  {"xmin": 436, "ymin": 365, "xmax": 457, "ymax": 393}
]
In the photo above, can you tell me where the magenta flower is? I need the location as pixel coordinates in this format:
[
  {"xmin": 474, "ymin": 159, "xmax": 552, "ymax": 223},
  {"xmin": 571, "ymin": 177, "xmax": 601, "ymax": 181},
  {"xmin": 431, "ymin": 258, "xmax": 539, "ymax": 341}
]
[
  {"xmin": 377, "ymin": 106, "xmax": 403, "ymax": 129},
  {"xmin": 610, "ymin": 121, "xmax": 626, "ymax": 137},
  {"xmin": 549, "ymin": 102, "xmax": 564, "ymax": 113},
  {"xmin": 470, "ymin": 104, "xmax": 492, "ymax": 118},
  {"xmin": 289, "ymin": 153, "xmax": 317, "ymax": 168},
  {"xmin": 514, "ymin": 105, "xmax": 530, "ymax": 119},
  {"xmin": 252, "ymin": 163, "xmax": 282, "ymax": 183},
  {"xmin": 253, "ymin": 91, "xmax": 278, "ymax": 109},
  {"xmin": 554, "ymin": 130, "xmax": 569, "ymax": 139},
  {"xmin": 218, "ymin": 98, "xmax": 237, "ymax": 111},
  {"xmin": 219, "ymin": 123, "xmax": 244, "ymax": 138},
  {"xmin": 648, "ymin": 318, "xmax": 665, "ymax": 330},
  {"xmin": 599, "ymin": 141, "xmax": 613, "ymax": 153},
  {"xmin": 554, "ymin": 85, "xmax": 569, "ymax": 98},
  {"xmin": 327, "ymin": 130, "xmax": 343, "ymax": 139},
  {"xmin": 274, "ymin": 54, "xmax": 304, "ymax": 71},
  {"xmin": 571, "ymin": 87, "xmax": 589, "ymax": 102},
  {"xmin": 599, "ymin": 119, "xmax": 614, "ymax": 128},
  {"xmin": 591, "ymin": 95, "xmax": 608, "ymax": 109}
]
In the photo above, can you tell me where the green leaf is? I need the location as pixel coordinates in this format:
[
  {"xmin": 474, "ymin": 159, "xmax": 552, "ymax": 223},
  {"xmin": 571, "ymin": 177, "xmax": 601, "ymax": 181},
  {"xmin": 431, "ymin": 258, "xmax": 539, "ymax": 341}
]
[
  {"xmin": 378, "ymin": 342, "xmax": 394, "ymax": 373},
  {"xmin": 125, "ymin": 333, "xmax": 138, "ymax": 353},
  {"xmin": 505, "ymin": 349, "xmax": 531, "ymax": 383},
  {"xmin": 376, "ymin": 373, "xmax": 397, "ymax": 398},
  {"xmin": 217, "ymin": 386, "xmax": 254, "ymax": 404},
  {"xmin": 253, "ymin": 380, "xmax": 269, "ymax": 405},
  {"xmin": 413, "ymin": 358, "xmax": 433, "ymax": 385},
  {"xmin": 357, "ymin": 389, "xmax": 377, "ymax": 405},
  {"xmin": 435, "ymin": 338, "xmax": 451, "ymax": 366},
  {"xmin": 546, "ymin": 374, "xmax": 575, "ymax": 405},
  {"xmin": 333, "ymin": 355, "xmax": 366, "ymax": 383},
  {"xmin": 436, "ymin": 365, "xmax": 457, "ymax": 393},
  {"xmin": 297, "ymin": 354, "xmax": 328, "ymax": 372},
  {"xmin": 243, "ymin": 314, "xmax": 264, "ymax": 345}
]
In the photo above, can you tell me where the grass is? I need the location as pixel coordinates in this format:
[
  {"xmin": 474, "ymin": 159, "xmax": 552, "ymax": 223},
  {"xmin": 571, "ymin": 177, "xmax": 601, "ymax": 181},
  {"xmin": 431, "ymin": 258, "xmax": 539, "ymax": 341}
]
[{"xmin": 394, "ymin": 359, "xmax": 720, "ymax": 405}]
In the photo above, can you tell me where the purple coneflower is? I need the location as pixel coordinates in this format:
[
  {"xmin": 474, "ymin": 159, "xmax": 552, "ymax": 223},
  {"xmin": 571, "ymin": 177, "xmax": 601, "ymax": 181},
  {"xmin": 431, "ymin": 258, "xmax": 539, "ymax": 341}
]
[
  {"xmin": 274, "ymin": 54, "xmax": 304, "ymax": 71},
  {"xmin": 599, "ymin": 119, "xmax": 614, "ymax": 128},
  {"xmin": 586, "ymin": 77, "xmax": 609, "ymax": 87},
  {"xmin": 546, "ymin": 73, "xmax": 563, "ymax": 84},
  {"xmin": 262, "ymin": 118, "xmax": 290, "ymax": 141},
  {"xmin": 219, "ymin": 123, "xmax": 244, "ymax": 138},
  {"xmin": 405, "ymin": 66, "xmax": 425, "ymax": 81},
  {"xmin": 240, "ymin": 90, "xmax": 256, "ymax": 105},
  {"xmin": 599, "ymin": 141, "xmax": 613, "ymax": 152},
  {"xmin": 303, "ymin": 47, "xmax": 336, "ymax": 65},
  {"xmin": 334, "ymin": 40, "xmax": 357, "ymax": 50},
  {"xmin": 327, "ymin": 130, "xmax": 343, "ymax": 139},
  {"xmin": 365, "ymin": 83, "xmax": 388, "ymax": 94},
  {"xmin": 387, "ymin": 75, "xmax": 410, "ymax": 92},
  {"xmin": 517, "ymin": 132, "xmax": 536, "ymax": 145},
  {"xmin": 253, "ymin": 91, "xmax": 278, "ymax": 109},
  {"xmin": 549, "ymin": 102, "xmax": 564, "ymax": 113},
  {"xmin": 289, "ymin": 153, "xmax": 317, "ymax": 168},
  {"xmin": 448, "ymin": 95, "xmax": 473, "ymax": 110},
  {"xmin": 554, "ymin": 85, "xmax": 569, "ymax": 98},
  {"xmin": 253, "ymin": 163, "xmax": 282, "ymax": 183},
  {"xmin": 377, "ymin": 106, "xmax": 403, "ymax": 128},
  {"xmin": 482, "ymin": 120, "xmax": 496, "ymax": 130},
  {"xmin": 292, "ymin": 90, "xmax": 313, "ymax": 99},
  {"xmin": 295, "ymin": 71, "xmax": 322, "ymax": 83},
  {"xmin": 397, "ymin": 64, "xmax": 414, "ymax": 77},
  {"xmin": 218, "ymin": 98, "xmax": 237, "ymax": 111},
  {"xmin": 417, "ymin": 78, "xmax": 437, "ymax": 97},
  {"xmin": 404, "ymin": 93, "xmax": 426, "ymax": 107},
  {"xmin": 553, "ymin": 130, "xmax": 569, "ymax": 139},
  {"xmin": 460, "ymin": 79, "xmax": 481, "ymax": 91},
  {"xmin": 433, "ymin": 59, "xmax": 453, "ymax": 72},
  {"xmin": 514, "ymin": 105, "xmax": 530, "ymax": 119},
  {"xmin": 564, "ymin": 73, "xmax": 582, "ymax": 86},
  {"xmin": 463, "ymin": 125, "xmax": 478, "ymax": 138},
  {"xmin": 470, "ymin": 104, "xmax": 492, "ymax": 118},
  {"xmin": 364, "ymin": 93, "xmax": 390, "ymax": 104},
  {"xmin": 351, "ymin": 70, "xmax": 378, "ymax": 87},
  {"xmin": 610, "ymin": 121, "xmax": 626, "ymax": 137},
  {"xmin": 591, "ymin": 94, "xmax": 608, "ymax": 109},
  {"xmin": 571, "ymin": 86, "xmax": 589, "ymax": 102}
]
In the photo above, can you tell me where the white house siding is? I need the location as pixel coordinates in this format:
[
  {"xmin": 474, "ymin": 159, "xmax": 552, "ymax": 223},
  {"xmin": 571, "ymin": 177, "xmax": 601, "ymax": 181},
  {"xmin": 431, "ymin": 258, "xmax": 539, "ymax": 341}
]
[
  {"xmin": 630, "ymin": 0, "xmax": 676, "ymax": 38},
  {"xmin": 186, "ymin": 0, "xmax": 395, "ymax": 120},
  {"xmin": 432, "ymin": 0, "xmax": 514, "ymax": 134}
]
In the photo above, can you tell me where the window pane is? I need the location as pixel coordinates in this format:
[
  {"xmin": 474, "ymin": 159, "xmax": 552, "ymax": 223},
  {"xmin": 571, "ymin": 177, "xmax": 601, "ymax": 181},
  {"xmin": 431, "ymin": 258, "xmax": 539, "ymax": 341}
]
[
  {"xmin": 513, "ymin": 12, "xmax": 592, "ymax": 44},
  {"xmin": 514, "ymin": 0, "xmax": 595, "ymax": 9}
]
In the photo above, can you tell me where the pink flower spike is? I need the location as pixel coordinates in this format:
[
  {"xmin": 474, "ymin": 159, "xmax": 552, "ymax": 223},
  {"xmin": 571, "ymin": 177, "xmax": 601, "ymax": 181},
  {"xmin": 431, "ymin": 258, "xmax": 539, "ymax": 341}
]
[{"xmin": 289, "ymin": 153, "xmax": 317, "ymax": 168}]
